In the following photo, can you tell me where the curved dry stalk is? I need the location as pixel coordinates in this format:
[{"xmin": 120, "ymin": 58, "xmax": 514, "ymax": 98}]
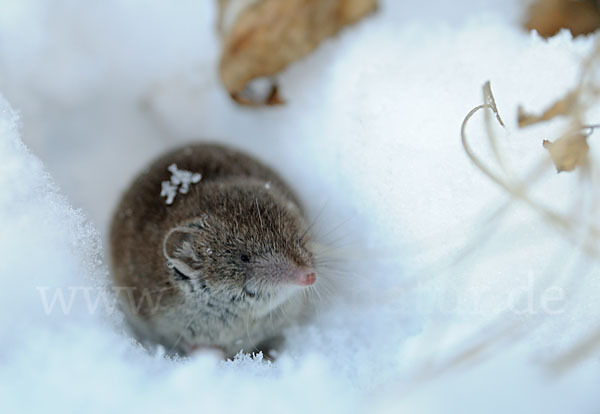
[
  {"xmin": 457, "ymin": 47, "xmax": 600, "ymax": 376},
  {"xmin": 462, "ymin": 82, "xmax": 600, "ymax": 259},
  {"xmin": 547, "ymin": 327, "xmax": 600, "ymax": 375}
]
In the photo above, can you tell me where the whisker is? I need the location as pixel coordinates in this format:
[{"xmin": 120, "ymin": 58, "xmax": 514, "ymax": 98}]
[
  {"xmin": 300, "ymin": 199, "xmax": 330, "ymax": 243},
  {"xmin": 313, "ymin": 215, "xmax": 356, "ymax": 245}
]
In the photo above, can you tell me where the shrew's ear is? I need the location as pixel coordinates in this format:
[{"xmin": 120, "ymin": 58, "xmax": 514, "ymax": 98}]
[{"xmin": 163, "ymin": 227, "xmax": 201, "ymax": 278}]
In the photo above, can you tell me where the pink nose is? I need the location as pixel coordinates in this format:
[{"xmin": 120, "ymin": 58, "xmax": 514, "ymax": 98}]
[{"xmin": 294, "ymin": 270, "xmax": 316, "ymax": 286}]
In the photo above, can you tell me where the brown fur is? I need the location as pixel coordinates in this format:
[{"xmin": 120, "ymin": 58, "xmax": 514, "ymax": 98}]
[{"xmin": 110, "ymin": 143, "xmax": 315, "ymax": 357}]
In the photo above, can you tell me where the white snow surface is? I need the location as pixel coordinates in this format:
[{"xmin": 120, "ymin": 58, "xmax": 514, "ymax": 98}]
[{"xmin": 1, "ymin": 0, "xmax": 599, "ymax": 412}]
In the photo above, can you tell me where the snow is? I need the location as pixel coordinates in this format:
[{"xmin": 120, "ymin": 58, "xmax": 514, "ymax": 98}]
[
  {"xmin": 161, "ymin": 163, "xmax": 202, "ymax": 204},
  {"xmin": 1, "ymin": 0, "xmax": 599, "ymax": 412}
]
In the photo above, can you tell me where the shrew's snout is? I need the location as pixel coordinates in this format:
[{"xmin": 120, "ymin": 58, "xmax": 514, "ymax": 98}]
[{"xmin": 290, "ymin": 267, "xmax": 316, "ymax": 286}]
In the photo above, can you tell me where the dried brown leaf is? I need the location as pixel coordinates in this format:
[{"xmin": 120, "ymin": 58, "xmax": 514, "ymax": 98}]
[
  {"xmin": 218, "ymin": 0, "xmax": 377, "ymax": 105},
  {"xmin": 542, "ymin": 132, "xmax": 589, "ymax": 173},
  {"xmin": 517, "ymin": 91, "xmax": 577, "ymax": 127},
  {"xmin": 525, "ymin": 0, "xmax": 600, "ymax": 38}
]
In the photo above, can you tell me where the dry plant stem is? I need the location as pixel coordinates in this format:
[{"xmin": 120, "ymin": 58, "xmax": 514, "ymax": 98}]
[
  {"xmin": 483, "ymin": 82, "xmax": 507, "ymax": 173},
  {"xmin": 394, "ymin": 153, "xmax": 552, "ymax": 297},
  {"xmin": 412, "ymin": 249, "xmax": 578, "ymax": 387},
  {"xmin": 411, "ymin": 41, "xmax": 600, "ymax": 385},
  {"xmin": 416, "ymin": 92, "xmax": 514, "ymax": 371},
  {"xmin": 581, "ymin": 123, "xmax": 600, "ymax": 135},
  {"xmin": 416, "ymin": 225, "xmax": 554, "ymax": 383},
  {"xmin": 393, "ymin": 306, "xmax": 554, "ymax": 398},
  {"xmin": 447, "ymin": 160, "xmax": 549, "ymax": 268},
  {"xmin": 462, "ymin": 83, "xmax": 600, "ymax": 258},
  {"xmin": 452, "ymin": 81, "xmax": 600, "ymax": 377},
  {"xmin": 380, "ymin": 158, "xmax": 550, "ymax": 301},
  {"xmin": 548, "ymin": 324, "xmax": 600, "ymax": 375},
  {"xmin": 385, "ymin": 79, "xmax": 600, "ymax": 392},
  {"xmin": 415, "ymin": 322, "xmax": 522, "ymax": 382}
]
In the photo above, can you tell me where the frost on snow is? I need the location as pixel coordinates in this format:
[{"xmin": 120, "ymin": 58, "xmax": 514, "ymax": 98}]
[{"xmin": 160, "ymin": 163, "xmax": 202, "ymax": 205}]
